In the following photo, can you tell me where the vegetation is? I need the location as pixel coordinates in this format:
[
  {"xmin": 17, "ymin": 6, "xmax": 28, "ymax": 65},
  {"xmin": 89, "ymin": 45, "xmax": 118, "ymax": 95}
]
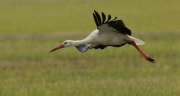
[{"xmin": 0, "ymin": 0, "xmax": 180, "ymax": 96}]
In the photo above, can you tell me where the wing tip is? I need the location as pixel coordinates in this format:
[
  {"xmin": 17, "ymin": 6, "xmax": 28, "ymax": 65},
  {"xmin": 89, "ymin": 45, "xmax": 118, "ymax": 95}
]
[{"xmin": 93, "ymin": 10, "xmax": 118, "ymax": 27}]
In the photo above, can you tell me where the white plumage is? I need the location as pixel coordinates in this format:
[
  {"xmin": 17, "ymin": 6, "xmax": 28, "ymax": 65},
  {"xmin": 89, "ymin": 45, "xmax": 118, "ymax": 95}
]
[{"xmin": 50, "ymin": 10, "xmax": 155, "ymax": 63}]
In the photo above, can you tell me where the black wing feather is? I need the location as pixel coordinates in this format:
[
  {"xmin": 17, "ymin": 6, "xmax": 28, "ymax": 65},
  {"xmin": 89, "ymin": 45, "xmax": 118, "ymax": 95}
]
[
  {"xmin": 101, "ymin": 12, "xmax": 106, "ymax": 23},
  {"xmin": 108, "ymin": 20, "xmax": 131, "ymax": 35},
  {"xmin": 94, "ymin": 10, "xmax": 101, "ymax": 26},
  {"xmin": 93, "ymin": 43, "xmax": 127, "ymax": 50},
  {"xmin": 113, "ymin": 17, "xmax": 117, "ymax": 20},
  {"xmin": 106, "ymin": 15, "xmax": 111, "ymax": 22},
  {"xmin": 93, "ymin": 13, "xmax": 99, "ymax": 27},
  {"xmin": 93, "ymin": 10, "xmax": 131, "ymax": 35}
]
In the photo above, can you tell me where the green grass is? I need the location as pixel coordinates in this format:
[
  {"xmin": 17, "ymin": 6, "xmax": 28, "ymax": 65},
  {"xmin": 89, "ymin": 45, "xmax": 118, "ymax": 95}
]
[
  {"xmin": 0, "ymin": 0, "xmax": 180, "ymax": 96},
  {"xmin": 0, "ymin": 0, "xmax": 180, "ymax": 35},
  {"xmin": 1, "ymin": 33, "xmax": 180, "ymax": 96}
]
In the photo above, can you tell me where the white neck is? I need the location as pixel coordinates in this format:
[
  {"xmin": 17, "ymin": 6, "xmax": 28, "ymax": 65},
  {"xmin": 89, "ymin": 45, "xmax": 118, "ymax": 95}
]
[{"xmin": 71, "ymin": 39, "xmax": 88, "ymax": 46}]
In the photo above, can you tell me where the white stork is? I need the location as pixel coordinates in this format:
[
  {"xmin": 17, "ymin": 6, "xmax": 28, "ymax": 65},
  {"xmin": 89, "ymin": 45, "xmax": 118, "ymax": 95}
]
[{"xmin": 50, "ymin": 10, "xmax": 155, "ymax": 63}]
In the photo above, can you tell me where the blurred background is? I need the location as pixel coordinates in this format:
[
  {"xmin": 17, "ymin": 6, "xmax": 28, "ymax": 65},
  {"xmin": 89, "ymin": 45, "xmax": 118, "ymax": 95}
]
[{"xmin": 0, "ymin": 0, "xmax": 180, "ymax": 96}]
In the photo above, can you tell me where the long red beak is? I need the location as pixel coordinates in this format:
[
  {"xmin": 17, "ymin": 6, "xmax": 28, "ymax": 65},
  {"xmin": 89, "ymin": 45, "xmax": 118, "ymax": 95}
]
[
  {"xmin": 49, "ymin": 44, "xmax": 64, "ymax": 53},
  {"xmin": 130, "ymin": 41, "xmax": 155, "ymax": 63}
]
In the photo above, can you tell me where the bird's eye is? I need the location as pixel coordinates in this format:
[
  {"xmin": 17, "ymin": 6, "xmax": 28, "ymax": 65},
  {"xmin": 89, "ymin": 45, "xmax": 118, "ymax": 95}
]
[{"xmin": 64, "ymin": 42, "xmax": 67, "ymax": 44}]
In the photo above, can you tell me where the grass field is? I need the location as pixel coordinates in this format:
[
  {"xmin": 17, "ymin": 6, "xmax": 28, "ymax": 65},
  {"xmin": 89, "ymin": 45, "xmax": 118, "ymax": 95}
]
[{"xmin": 0, "ymin": 0, "xmax": 180, "ymax": 96}]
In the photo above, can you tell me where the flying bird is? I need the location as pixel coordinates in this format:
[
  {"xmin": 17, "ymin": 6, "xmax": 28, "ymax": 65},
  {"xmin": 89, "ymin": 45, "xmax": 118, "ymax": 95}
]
[{"xmin": 50, "ymin": 10, "xmax": 155, "ymax": 63}]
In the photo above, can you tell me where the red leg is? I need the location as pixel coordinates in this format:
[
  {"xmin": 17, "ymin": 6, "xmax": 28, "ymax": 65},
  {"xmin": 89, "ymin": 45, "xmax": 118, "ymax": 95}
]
[{"xmin": 129, "ymin": 41, "xmax": 155, "ymax": 63}]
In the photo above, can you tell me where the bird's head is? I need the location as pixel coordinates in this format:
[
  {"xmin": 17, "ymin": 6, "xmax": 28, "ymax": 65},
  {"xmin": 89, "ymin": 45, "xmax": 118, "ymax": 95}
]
[{"xmin": 49, "ymin": 40, "xmax": 74, "ymax": 52}]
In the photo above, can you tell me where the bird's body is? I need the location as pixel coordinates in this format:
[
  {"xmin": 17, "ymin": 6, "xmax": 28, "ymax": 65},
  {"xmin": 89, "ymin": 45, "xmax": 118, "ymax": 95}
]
[
  {"xmin": 87, "ymin": 29, "xmax": 127, "ymax": 46},
  {"xmin": 78, "ymin": 30, "xmax": 126, "ymax": 46},
  {"xmin": 73, "ymin": 29, "xmax": 143, "ymax": 49},
  {"xmin": 50, "ymin": 10, "xmax": 155, "ymax": 63}
]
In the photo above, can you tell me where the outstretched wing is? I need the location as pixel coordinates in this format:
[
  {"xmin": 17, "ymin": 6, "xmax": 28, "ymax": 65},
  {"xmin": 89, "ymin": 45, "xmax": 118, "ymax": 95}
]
[
  {"xmin": 92, "ymin": 10, "xmax": 132, "ymax": 49},
  {"xmin": 93, "ymin": 10, "xmax": 131, "ymax": 35}
]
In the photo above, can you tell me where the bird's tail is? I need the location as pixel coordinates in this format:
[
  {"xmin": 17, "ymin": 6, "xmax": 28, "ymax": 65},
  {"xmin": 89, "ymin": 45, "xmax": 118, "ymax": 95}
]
[{"xmin": 127, "ymin": 35, "xmax": 145, "ymax": 45}]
